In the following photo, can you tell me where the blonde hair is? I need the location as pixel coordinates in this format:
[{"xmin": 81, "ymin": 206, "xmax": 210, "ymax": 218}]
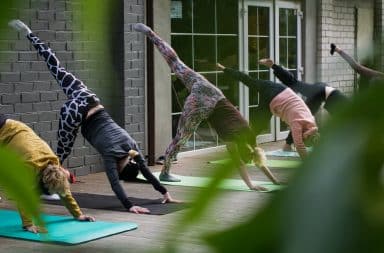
[
  {"xmin": 41, "ymin": 164, "xmax": 70, "ymax": 196},
  {"xmin": 246, "ymin": 145, "xmax": 267, "ymax": 168}
]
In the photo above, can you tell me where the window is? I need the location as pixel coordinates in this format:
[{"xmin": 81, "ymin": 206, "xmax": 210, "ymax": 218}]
[{"xmin": 170, "ymin": 0, "xmax": 239, "ymax": 151}]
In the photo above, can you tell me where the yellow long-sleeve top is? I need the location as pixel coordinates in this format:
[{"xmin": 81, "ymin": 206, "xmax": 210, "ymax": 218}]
[{"xmin": 0, "ymin": 119, "xmax": 82, "ymax": 227}]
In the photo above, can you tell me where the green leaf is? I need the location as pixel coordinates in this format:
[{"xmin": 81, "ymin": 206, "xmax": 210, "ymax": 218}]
[
  {"xmin": 0, "ymin": 146, "xmax": 42, "ymax": 226},
  {"xmin": 204, "ymin": 82, "xmax": 384, "ymax": 253}
]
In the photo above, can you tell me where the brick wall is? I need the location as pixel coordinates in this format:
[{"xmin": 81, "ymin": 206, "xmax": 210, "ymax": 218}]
[
  {"xmin": 317, "ymin": 0, "xmax": 382, "ymax": 94},
  {"xmin": 123, "ymin": 0, "xmax": 146, "ymax": 152},
  {"xmin": 0, "ymin": 0, "xmax": 147, "ymax": 176},
  {"xmin": 317, "ymin": 0, "xmax": 356, "ymax": 95}
]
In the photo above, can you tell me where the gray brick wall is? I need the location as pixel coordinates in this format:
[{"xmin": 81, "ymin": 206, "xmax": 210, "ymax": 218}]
[
  {"xmin": 0, "ymin": 0, "xmax": 146, "ymax": 176},
  {"xmin": 317, "ymin": 0, "xmax": 356, "ymax": 95},
  {"xmin": 123, "ymin": 0, "xmax": 146, "ymax": 152},
  {"xmin": 317, "ymin": 0, "xmax": 382, "ymax": 94}
]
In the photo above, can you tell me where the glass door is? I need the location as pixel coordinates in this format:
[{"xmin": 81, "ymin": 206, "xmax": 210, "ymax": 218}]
[
  {"xmin": 242, "ymin": 1, "xmax": 275, "ymax": 143},
  {"xmin": 240, "ymin": 0, "xmax": 302, "ymax": 143},
  {"xmin": 275, "ymin": 1, "xmax": 302, "ymax": 140}
]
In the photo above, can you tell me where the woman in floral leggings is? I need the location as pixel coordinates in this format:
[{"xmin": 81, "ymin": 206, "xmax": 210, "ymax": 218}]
[{"xmin": 134, "ymin": 23, "xmax": 280, "ymax": 188}]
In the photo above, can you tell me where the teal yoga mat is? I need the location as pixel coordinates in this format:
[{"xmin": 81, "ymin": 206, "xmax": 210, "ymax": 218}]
[
  {"xmin": 139, "ymin": 172, "xmax": 283, "ymax": 192},
  {"xmin": 265, "ymin": 149, "xmax": 300, "ymax": 157},
  {"xmin": 0, "ymin": 209, "xmax": 137, "ymax": 245},
  {"xmin": 208, "ymin": 159, "xmax": 300, "ymax": 169}
]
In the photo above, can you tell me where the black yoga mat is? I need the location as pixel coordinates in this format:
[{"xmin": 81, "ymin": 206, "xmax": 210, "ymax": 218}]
[{"xmin": 44, "ymin": 192, "xmax": 190, "ymax": 215}]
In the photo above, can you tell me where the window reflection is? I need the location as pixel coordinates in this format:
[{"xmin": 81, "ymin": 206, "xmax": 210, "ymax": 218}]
[
  {"xmin": 194, "ymin": 36, "xmax": 216, "ymax": 72},
  {"xmin": 170, "ymin": 0, "xmax": 239, "ymax": 151}
]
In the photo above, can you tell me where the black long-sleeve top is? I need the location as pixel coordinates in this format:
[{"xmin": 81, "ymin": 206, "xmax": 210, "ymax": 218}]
[{"xmin": 81, "ymin": 109, "xmax": 167, "ymax": 209}]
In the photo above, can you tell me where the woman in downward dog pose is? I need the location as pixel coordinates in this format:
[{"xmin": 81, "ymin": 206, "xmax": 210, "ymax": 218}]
[
  {"xmin": 259, "ymin": 58, "xmax": 349, "ymax": 151},
  {"xmin": 0, "ymin": 114, "xmax": 95, "ymax": 233},
  {"xmin": 133, "ymin": 23, "xmax": 281, "ymax": 189},
  {"xmin": 9, "ymin": 19, "xmax": 178, "ymax": 214},
  {"xmin": 216, "ymin": 63, "xmax": 320, "ymax": 159}
]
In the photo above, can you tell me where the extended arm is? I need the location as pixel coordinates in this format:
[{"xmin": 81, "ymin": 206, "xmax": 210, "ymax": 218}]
[
  {"xmin": 104, "ymin": 159, "xmax": 135, "ymax": 209},
  {"xmin": 252, "ymin": 147, "xmax": 280, "ymax": 185},
  {"xmin": 226, "ymin": 143, "xmax": 267, "ymax": 191},
  {"xmin": 60, "ymin": 192, "xmax": 95, "ymax": 221},
  {"xmin": 333, "ymin": 44, "xmax": 384, "ymax": 79},
  {"xmin": 291, "ymin": 123, "xmax": 307, "ymax": 159}
]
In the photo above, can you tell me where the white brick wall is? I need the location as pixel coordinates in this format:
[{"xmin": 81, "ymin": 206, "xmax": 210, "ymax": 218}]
[{"xmin": 317, "ymin": 0, "xmax": 358, "ymax": 95}]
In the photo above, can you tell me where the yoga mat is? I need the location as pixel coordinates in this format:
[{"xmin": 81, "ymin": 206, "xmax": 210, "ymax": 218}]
[
  {"xmin": 0, "ymin": 209, "xmax": 137, "ymax": 245},
  {"xmin": 265, "ymin": 147, "xmax": 312, "ymax": 158},
  {"xmin": 265, "ymin": 149, "xmax": 300, "ymax": 157},
  {"xmin": 208, "ymin": 159, "xmax": 300, "ymax": 169},
  {"xmin": 138, "ymin": 172, "xmax": 283, "ymax": 192},
  {"xmin": 44, "ymin": 193, "xmax": 190, "ymax": 215}
]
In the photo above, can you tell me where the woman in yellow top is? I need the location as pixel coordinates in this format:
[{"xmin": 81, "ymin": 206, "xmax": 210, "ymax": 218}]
[{"xmin": 0, "ymin": 114, "xmax": 95, "ymax": 233}]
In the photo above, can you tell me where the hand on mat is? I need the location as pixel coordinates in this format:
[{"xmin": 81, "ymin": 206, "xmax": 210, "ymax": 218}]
[
  {"xmin": 77, "ymin": 214, "xmax": 96, "ymax": 222},
  {"xmin": 24, "ymin": 225, "xmax": 48, "ymax": 234},
  {"xmin": 8, "ymin": 19, "xmax": 32, "ymax": 35},
  {"xmin": 129, "ymin": 205, "xmax": 150, "ymax": 214},
  {"xmin": 250, "ymin": 185, "xmax": 268, "ymax": 191},
  {"xmin": 162, "ymin": 192, "xmax": 181, "ymax": 204}
]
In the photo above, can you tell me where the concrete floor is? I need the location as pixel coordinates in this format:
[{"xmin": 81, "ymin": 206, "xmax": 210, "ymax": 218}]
[{"xmin": 0, "ymin": 141, "xmax": 296, "ymax": 253}]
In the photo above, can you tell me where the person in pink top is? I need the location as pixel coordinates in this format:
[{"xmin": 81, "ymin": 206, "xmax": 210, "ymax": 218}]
[{"xmin": 217, "ymin": 63, "xmax": 319, "ymax": 158}]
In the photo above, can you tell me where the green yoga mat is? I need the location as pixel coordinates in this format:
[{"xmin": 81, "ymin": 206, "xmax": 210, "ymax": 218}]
[
  {"xmin": 208, "ymin": 159, "xmax": 300, "ymax": 169},
  {"xmin": 0, "ymin": 209, "xmax": 137, "ymax": 245},
  {"xmin": 139, "ymin": 172, "xmax": 283, "ymax": 192}
]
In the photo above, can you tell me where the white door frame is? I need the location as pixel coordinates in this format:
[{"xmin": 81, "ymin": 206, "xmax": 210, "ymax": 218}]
[
  {"xmin": 274, "ymin": 1, "xmax": 302, "ymax": 140},
  {"xmin": 241, "ymin": 0, "xmax": 275, "ymax": 143},
  {"xmin": 239, "ymin": 0, "xmax": 302, "ymax": 143}
]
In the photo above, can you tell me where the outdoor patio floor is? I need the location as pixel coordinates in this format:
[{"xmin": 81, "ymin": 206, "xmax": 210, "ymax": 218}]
[{"xmin": 0, "ymin": 141, "xmax": 296, "ymax": 253}]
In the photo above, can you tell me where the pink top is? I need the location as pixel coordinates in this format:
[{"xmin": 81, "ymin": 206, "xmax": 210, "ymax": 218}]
[{"xmin": 269, "ymin": 88, "xmax": 318, "ymax": 158}]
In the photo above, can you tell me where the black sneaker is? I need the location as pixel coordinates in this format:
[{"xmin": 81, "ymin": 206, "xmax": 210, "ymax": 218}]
[{"xmin": 330, "ymin": 43, "xmax": 336, "ymax": 55}]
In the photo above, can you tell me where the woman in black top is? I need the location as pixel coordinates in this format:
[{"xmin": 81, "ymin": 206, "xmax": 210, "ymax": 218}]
[{"xmin": 9, "ymin": 19, "xmax": 178, "ymax": 214}]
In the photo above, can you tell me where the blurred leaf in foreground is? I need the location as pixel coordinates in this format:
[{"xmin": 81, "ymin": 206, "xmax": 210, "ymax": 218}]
[
  {"xmin": 204, "ymin": 81, "xmax": 384, "ymax": 253},
  {"xmin": 0, "ymin": 146, "xmax": 42, "ymax": 226},
  {"xmin": 0, "ymin": 0, "xmax": 42, "ymax": 227}
]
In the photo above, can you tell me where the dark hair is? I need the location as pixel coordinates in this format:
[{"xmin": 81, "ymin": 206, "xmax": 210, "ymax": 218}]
[{"xmin": 119, "ymin": 163, "xmax": 139, "ymax": 181}]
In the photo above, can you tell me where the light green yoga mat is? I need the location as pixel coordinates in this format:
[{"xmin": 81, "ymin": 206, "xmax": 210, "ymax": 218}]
[
  {"xmin": 139, "ymin": 172, "xmax": 283, "ymax": 192},
  {"xmin": 208, "ymin": 159, "xmax": 301, "ymax": 169},
  {"xmin": 0, "ymin": 209, "xmax": 137, "ymax": 245}
]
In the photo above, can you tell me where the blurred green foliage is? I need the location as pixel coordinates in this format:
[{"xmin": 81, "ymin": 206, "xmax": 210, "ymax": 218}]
[
  {"xmin": 1, "ymin": 1, "xmax": 384, "ymax": 252},
  {"xmin": 0, "ymin": 0, "xmax": 43, "ymax": 227},
  {"xmin": 201, "ymin": 83, "xmax": 384, "ymax": 253}
]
